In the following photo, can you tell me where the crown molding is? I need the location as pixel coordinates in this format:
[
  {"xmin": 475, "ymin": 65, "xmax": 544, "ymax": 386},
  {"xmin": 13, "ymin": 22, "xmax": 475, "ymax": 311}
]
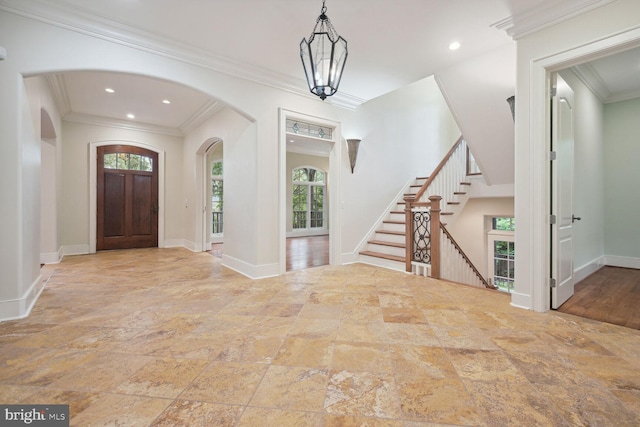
[
  {"xmin": 64, "ymin": 112, "xmax": 184, "ymax": 137},
  {"xmin": 493, "ymin": 0, "xmax": 615, "ymax": 40},
  {"xmin": 44, "ymin": 74, "xmax": 71, "ymax": 117},
  {"xmin": 179, "ymin": 100, "xmax": 225, "ymax": 135},
  {"xmin": 0, "ymin": 0, "xmax": 364, "ymax": 110},
  {"xmin": 571, "ymin": 63, "xmax": 609, "ymax": 103}
]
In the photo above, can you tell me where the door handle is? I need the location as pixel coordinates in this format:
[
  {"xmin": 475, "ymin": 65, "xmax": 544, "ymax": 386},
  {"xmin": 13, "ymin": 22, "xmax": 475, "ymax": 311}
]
[
  {"xmin": 152, "ymin": 204, "xmax": 159, "ymax": 214},
  {"xmin": 572, "ymin": 215, "xmax": 581, "ymax": 223}
]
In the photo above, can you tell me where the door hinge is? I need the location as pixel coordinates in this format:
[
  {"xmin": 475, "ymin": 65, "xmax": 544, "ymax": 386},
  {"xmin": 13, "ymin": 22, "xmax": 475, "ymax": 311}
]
[
  {"xmin": 548, "ymin": 151, "xmax": 557, "ymax": 161},
  {"xmin": 549, "ymin": 214, "xmax": 557, "ymax": 224},
  {"xmin": 551, "ymin": 87, "xmax": 557, "ymax": 97},
  {"xmin": 549, "ymin": 278, "xmax": 557, "ymax": 288}
]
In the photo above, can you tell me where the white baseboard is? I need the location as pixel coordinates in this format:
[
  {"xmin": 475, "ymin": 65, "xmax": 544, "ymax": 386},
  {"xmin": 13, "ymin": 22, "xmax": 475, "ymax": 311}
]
[
  {"xmin": 40, "ymin": 247, "xmax": 63, "ymax": 264},
  {"xmin": 62, "ymin": 244, "xmax": 90, "ymax": 256},
  {"xmin": 0, "ymin": 273, "xmax": 45, "ymax": 322},
  {"xmin": 221, "ymin": 254, "xmax": 279, "ymax": 279},
  {"xmin": 574, "ymin": 256, "xmax": 605, "ymax": 283},
  {"xmin": 510, "ymin": 291, "xmax": 533, "ymax": 311},
  {"xmin": 164, "ymin": 239, "xmax": 188, "ymax": 249},
  {"xmin": 604, "ymin": 255, "xmax": 640, "ymax": 269}
]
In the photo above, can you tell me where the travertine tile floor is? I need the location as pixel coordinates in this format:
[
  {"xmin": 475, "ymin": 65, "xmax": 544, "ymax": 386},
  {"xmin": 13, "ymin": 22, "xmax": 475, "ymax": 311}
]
[{"xmin": 1, "ymin": 248, "xmax": 639, "ymax": 426}]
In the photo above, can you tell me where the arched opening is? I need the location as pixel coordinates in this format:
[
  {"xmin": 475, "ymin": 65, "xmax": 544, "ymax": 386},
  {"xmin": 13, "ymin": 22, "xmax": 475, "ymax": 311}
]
[{"xmin": 40, "ymin": 108, "xmax": 58, "ymax": 264}]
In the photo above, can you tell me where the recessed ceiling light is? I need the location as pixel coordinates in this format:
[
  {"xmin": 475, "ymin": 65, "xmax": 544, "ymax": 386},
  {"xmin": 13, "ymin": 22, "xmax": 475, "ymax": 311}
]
[
  {"xmin": 126, "ymin": 113, "xmax": 135, "ymax": 119},
  {"xmin": 162, "ymin": 99, "xmax": 171, "ymax": 104},
  {"xmin": 449, "ymin": 41, "xmax": 461, "ymax": 51},
  {"xmin": 105, "ymin": 88, "xmax": 115, "ymax": 93}
]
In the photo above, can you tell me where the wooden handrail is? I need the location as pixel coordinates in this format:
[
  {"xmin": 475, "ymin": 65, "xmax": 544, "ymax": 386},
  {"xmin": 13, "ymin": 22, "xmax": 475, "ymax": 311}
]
[
  {"xmin": 440, "ymin": 223, "xmax": 495, "ymax": 289},
  {"xmin": 414, "ymin": 135, "xmax": 464, "ymax": 202}
]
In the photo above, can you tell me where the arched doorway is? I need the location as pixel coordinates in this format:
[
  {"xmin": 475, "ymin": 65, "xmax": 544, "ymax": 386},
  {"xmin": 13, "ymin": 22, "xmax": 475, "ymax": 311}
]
[{"xmin": 96, "ymin": 144, "xmax": 159, "ymax": 250}]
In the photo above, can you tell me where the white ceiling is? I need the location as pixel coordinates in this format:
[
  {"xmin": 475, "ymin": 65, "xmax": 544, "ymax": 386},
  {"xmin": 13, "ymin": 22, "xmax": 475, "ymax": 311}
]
[{"xmin": 6, "ymin": 0, "xmax": 637, "ymax": 133}]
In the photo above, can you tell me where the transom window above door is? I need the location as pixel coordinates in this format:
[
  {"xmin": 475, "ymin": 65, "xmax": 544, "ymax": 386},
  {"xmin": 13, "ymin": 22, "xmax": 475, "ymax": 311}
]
[{"xmin": 104, "ymin": 152, "xmax": 153, "ymax": 171}]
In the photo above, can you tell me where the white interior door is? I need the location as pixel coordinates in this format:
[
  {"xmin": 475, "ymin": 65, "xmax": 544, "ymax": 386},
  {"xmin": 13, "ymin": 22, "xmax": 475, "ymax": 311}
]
[{"xmin": 551, "ymin": 74, "xmax": 575, "ymax": 309}]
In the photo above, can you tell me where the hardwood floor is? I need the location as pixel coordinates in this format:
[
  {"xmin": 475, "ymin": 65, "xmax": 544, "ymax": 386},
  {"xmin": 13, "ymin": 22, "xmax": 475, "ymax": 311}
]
[
  {"xmin": 206, "ymin": 235, "xmax": 330, "ymax": 271},
  {"xmin": 286, "ymin": 235, "xmax": 329, "ymax": 271},
  {"xmin": 557, "ymin": 266, "xmax": 640, "ymax": 330}
]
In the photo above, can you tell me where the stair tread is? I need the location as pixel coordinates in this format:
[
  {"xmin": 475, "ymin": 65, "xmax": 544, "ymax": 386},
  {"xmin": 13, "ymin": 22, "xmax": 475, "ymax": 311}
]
[
  {"xmin": 376, "ymin": 229, "xmax": 405, "ymax": 236},
  {"xmin": 368, "ymin": 240, "xmax": 405, "ymax": 248},
  {"xmin": 441, "ymin": 212, "xmax": 454, "ymax": 215},
  {"xmin": 383, "ymin": 220, "xmax": 404, "ymax": 224},
  {"xmin": 454, "ymin": 192, "xmax": 467, "ymax": 195},
  {"xmin": 460, "ymin": 182, "xmax": 472, "ymax": 185},
  {"xmin": 360, "ymin": 251, "xmax": 405, "ymax": 263},
  {"xmin": 447, "ymin": 202, "xmax": 461, "ymax": 205}
]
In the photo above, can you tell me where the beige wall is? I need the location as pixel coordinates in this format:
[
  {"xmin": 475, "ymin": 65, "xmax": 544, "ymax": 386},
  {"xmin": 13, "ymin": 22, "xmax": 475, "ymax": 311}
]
[{"xmin": 446, "ymin": 197, "xmax": 514, "ymax": 278}]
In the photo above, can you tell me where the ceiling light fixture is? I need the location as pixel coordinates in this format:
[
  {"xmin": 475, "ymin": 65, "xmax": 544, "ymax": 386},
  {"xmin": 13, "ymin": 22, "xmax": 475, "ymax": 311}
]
[
  {"xmin": 126, "ymin": 113, "xmax": 135, "ymax": 119},
  {"xmin": 105, "ymin": 88, "xmax": 115, "ymax": 93},
  {"xmin": 449, "ymin": 41, "xmax": 461, "ymax": 51},
  {"xmin": 300, "ymin": 0, "xmax": 348, "ymax": 100},
  {"xmin": 162, "ymin": 99, "xmax": 171, "ymax": 104}
]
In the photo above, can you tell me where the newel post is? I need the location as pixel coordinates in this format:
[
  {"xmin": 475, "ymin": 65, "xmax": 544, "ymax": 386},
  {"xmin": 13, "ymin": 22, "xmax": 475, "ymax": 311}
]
[
  {"xmin": 429, "ymin": 195, "xmax": 441, "ymax": 279},
  {"xmin": 403, "ymin": 194, "xmax": 416, "ymax": 273}
]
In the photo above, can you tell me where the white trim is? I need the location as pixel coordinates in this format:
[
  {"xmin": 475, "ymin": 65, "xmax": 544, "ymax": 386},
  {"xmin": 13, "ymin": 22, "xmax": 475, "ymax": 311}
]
[
  {"xmin": 62, "ymin": 244, "xmax": 90, "ymax": 256},
  {"xmin": 89, "ymin": 140, "xmax": 165, "ymax": 253},
  {"xmin": 0, "ymin": 274, "xmax": 45, "ymax": 322},
  {"xmin": 604, "ymin": 255, "xmax": 640, "ymax": 270},
  {"xmin": 573, "ymin": 256, "xmax": 605, "ymax": 283},
  {"xmin": 279, "ymin": 109, "xmax": 342, "ymax": 275},
  {"xmin": 221, "ymin": 254, "xmax": 279, "ymax": 279},
  {"xmin": 40, "ymin": 248, "xmax": 63, "ymax": 264},
  {"xmin": 0, "ymin": 1, "xmax": 363, "ymax": 110},
  {"xmin": 521, "ymin": 26, "xmax": 640, "ymax": 313}
]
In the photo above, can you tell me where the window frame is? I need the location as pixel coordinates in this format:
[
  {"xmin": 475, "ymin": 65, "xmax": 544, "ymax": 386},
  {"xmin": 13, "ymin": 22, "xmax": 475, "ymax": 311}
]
[{"xmin": 291, "ymin": 166, "xmax": 327, "ymax": 233}]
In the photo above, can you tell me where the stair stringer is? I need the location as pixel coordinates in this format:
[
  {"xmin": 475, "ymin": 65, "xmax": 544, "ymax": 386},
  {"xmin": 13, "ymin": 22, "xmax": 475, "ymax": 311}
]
[{"xmin": 355, "ymin": 176, "xmax": 422, "ymax": 271}]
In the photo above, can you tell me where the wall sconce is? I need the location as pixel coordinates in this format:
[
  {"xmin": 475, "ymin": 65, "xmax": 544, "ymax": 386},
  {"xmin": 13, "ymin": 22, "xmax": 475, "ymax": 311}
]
[
  {"xmin": 346, "ymin": 138, "xmax": 361, "ymax": 173},
  {"xmin": 506, "ymin": 95, "xmax": 515, "ymax": 121}
]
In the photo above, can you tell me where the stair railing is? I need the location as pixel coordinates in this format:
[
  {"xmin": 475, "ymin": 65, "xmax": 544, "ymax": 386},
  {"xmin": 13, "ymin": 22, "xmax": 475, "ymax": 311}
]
[
  {"xmin": 414, "ymin": 136, "xmax": 468, "ymax": 209},
  {"xmin": 404, "ymin": 195, "xmax": 441, "ymax": 276},
  {"xmin": 440, "ymin": 224, "xmax": 495, "ymax": 289}
]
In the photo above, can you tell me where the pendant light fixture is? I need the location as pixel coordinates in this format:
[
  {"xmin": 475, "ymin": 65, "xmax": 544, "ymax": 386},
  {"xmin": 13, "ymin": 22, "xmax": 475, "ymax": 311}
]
[{"xmin": 300, "ymin": 0, "xmax": 348, "ymax": 100}]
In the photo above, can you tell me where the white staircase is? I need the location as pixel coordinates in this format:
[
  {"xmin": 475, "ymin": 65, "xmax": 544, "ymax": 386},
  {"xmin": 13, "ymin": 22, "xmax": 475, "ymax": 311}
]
[{"xmin": 358, "ymin": 138, "xmax": 474, "ymax": 271}]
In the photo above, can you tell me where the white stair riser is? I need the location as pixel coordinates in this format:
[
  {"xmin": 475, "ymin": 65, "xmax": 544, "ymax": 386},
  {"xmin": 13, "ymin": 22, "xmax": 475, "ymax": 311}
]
[
  {"xmin": 359, "ymin": 254, "xmax": 405, "ymax": 272},
  {"xmin": 366, "ymin": 243, "xmax": 405, "ymax": 257},
  {"xmin": 374, "ymin": 233, "xmax": 405, "ymax": 244},
  {"xmin": 381, "ymin": 222, "xmax": 404, "ymax": 232}
]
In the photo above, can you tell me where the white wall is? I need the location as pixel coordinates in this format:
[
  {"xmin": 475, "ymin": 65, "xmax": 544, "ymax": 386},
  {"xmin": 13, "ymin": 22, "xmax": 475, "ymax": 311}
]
[
  {"xmin": 24, "ymin": 76, "xmax": 63, "ymax": 265},
  {"xmin": 558, "ymin": 69, "xmax": 606, "ymax": 280},
  {"xmin": 286, "ymin": 152, "xmax": 330, "ymax": 235},
  {"xmin": 182, "ymin": 107, "xmax": 253, "ymax": 253},
  {"xmin": 60, "ymin": 121, "xmax": 185, "ymax": 252},
  {"xmin": 513, "ymin": 0, "xmax": 640, "ymax": 311},
  {"xmin": 446, "ymin": 197, "xmax": 514, "ymax": 278},
  {"xmin": 603, "ymin": 97, "xmax": 640, "ymax": 265},
  {"xmin": 337, "ymin": 75, "xmax": 460, "ymax": 258},
  {"xmin": 436, "ymin": 43, "xmax": 516, "ymax": 185}
]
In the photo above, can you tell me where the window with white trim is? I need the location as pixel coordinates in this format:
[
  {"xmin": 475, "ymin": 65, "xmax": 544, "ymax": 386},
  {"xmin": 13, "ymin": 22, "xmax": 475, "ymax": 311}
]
[
  {"xmin": 488, "ymin": 217, "xmax": 515, "ymax": 293},
  {"xmin": 292, "ymin": 167, "xmax": 326, "ymax": 230},
  {"xmin": 211, "ymin": 161, "xmax": 223, "ymax": 235}
]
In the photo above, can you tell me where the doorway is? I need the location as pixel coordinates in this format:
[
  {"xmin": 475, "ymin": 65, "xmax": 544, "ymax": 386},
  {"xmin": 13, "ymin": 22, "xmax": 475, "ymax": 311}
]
[
  {"xmin": 279, "ymin": 109, "xmax": 342, "ymax": 274},
  {"xmin": 96, "ymin": 145, "xmax": 159, "ymax": 250}
]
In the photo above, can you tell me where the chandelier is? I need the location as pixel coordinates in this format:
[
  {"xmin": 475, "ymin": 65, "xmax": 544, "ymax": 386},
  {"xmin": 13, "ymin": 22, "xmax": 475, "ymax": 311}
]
[{"xmin": 300, "ymin": 1, "xmax": 348, "ymax": 100}]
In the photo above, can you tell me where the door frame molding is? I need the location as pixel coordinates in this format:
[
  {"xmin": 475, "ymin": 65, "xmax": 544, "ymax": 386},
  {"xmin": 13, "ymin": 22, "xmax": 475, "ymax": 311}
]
[
  {"xmin": 89, "ymin": 140, "xmax": 165, "ymax": 253},
  {"xmin": 278, "ymin": 109, "xmax": 342, "ymax": 274},
  {"xmin": 522, "ymin": 27, "xmax": 640, "ymax": 312}
]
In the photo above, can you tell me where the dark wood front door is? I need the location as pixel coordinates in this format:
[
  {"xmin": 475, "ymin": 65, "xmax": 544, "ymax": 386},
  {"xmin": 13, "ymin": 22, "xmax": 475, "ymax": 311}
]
[{"xmin": 97, "ymin": 145, "xmax": 158, "ymax": 250}]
